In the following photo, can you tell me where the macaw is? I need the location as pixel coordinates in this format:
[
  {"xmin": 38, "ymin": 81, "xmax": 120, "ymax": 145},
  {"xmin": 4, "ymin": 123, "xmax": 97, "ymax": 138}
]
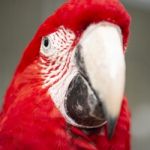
[{"xmin": 0, "ymin": 0, "xmax": 131, "ymax": 149}]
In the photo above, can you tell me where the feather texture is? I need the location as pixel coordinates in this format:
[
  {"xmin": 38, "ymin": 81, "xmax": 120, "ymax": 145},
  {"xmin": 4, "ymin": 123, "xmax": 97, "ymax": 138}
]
[{"xmin": 0, "ymin": 0, "xmax": 131, "ymax": 149}]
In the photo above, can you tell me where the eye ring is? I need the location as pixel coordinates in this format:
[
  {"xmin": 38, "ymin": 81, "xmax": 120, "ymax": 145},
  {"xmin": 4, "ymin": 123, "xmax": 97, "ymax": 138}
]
[{"xmin": 41, "ymin": 36, "xmax": 51, "ymax": 55}]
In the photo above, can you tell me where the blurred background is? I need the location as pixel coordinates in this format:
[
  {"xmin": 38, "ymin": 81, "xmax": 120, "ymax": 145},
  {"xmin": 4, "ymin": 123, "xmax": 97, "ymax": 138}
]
[{"xmin": 0, "ymin": 0, "xmax": 150, "ymax": 149}]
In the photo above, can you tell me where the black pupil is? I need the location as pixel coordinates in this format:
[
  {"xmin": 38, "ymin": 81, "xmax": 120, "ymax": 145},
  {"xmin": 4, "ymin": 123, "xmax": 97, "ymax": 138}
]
[{"xmin": 44, "ymin": 37, "xmax": 49, "ymax": 47}]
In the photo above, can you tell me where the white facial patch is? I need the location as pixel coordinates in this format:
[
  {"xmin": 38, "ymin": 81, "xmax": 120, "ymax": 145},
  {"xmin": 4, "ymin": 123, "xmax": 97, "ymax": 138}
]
[
  {"xmin": 39, "ymin": 26, "xmax": 82, "ymax": 126},
  {"xmin": 39, "ymin": 26, "xmax": 76, "ymax": 87},
  {"xmin": 80, "ymin": 21, "xmax": 125, "ymax": 118}
]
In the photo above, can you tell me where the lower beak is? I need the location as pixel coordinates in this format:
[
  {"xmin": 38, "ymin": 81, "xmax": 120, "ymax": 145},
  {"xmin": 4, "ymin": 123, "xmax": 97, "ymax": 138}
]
[{"xmin": 79, "ymin": 22, "xmax": 126, "ymax": 138}]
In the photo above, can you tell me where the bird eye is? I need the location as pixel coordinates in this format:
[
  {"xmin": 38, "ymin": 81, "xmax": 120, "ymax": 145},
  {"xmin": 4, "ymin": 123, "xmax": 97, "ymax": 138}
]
[
  {"xmin": 43, "ymin": 37, "xmax": 49, "ymax": 48},
  {"xmin": 40, "ymin": 36, "xmax": 51, "ymax": 55}
]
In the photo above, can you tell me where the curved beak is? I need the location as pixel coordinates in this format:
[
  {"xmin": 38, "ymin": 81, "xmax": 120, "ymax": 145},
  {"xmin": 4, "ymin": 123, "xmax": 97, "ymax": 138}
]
[{"xmin": 79, "ymin": 22, "xmax": 126, "ymax": 138}]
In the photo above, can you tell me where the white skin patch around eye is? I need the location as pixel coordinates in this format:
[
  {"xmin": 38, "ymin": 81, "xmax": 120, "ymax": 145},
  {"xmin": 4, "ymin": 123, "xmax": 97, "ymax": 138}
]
[
  {"xmin": 41, "ymin": 36, "xmax": 51, "ymax": 55},
  {"xmin": 40, "ymin": 26, "xmax": 75, "ymax": 56},
  {"xmin": 39, "ymin": 26, "xmax": 76, "ymax": 87},
  {"xmin": 39, "ymin": 26, "xmax": 78, "ymax": 125}
]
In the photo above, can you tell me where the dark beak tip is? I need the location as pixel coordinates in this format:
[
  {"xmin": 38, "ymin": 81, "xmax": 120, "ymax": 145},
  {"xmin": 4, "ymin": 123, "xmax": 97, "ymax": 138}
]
[{"xmin": 107, "ymin": 117, "xmax": 117, "ymax": 140}]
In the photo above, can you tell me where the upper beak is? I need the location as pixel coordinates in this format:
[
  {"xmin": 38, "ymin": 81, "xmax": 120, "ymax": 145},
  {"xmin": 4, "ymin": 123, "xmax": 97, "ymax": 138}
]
[{"xmin": 79, "ymin": 21, "xmax": 126, "ymax": 138}]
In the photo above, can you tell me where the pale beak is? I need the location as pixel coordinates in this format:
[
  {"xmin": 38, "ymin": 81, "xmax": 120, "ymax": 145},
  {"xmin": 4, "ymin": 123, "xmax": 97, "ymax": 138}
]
[{"xmin": 79, "ymin": 21, "xmax": 126, "ymax": 138}]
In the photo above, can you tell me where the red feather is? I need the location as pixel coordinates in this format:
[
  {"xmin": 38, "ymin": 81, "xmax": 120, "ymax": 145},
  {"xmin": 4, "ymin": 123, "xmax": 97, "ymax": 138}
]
[{"xmin": 0, "ymin": 0, "xmax": 131, "ymax": 149}]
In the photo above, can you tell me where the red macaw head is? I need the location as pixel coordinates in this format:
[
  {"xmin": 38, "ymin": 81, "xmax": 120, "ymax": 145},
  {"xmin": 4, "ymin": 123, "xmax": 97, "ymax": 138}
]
[{"xmin": 6, "ymin": 0, "xmax": 130, "ymax": 138}]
